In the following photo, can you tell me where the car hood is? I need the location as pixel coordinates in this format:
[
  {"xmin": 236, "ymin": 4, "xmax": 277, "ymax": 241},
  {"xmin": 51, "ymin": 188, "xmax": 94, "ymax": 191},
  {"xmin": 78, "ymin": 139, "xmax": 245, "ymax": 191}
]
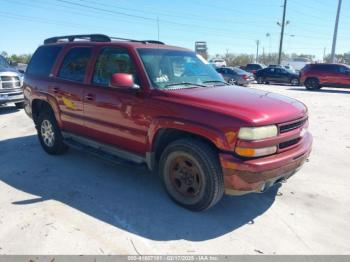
[
  {"xmin": 0, "ymin": 65, "xmax": 19, "ymax": 73},
  {"xmin": 157, "ymin": 85, "xmax": 307, "ymax": 125}
]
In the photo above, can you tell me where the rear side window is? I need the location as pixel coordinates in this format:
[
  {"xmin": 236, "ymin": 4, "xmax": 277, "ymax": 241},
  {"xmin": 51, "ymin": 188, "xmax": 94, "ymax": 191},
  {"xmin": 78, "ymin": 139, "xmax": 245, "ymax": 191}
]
[
  {"xmin": 58, "ymin": 47, "xmax": 92, "ymax": 83},
  {"xmin": 26, "ymin": 45, "xmax": 62, "ymax": 77}
]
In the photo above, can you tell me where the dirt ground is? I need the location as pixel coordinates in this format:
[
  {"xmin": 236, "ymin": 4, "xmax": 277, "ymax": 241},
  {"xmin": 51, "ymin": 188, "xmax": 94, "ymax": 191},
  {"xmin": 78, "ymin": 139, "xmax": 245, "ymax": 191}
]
[{"xmin": 0, "ymin": 84, "xmax": 350, "ymax": 255}]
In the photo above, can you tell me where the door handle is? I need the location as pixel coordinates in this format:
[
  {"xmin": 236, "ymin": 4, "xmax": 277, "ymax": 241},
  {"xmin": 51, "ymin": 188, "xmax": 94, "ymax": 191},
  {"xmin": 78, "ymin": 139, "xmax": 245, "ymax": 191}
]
[{"xmin": 85, "ymin": 94, "xmax": 94, "ymax": 101}]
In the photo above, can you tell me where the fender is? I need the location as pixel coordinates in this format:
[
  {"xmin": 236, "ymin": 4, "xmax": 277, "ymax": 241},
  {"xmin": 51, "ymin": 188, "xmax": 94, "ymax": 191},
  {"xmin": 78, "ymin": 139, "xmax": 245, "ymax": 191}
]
[{"xmin": 146, "ymin": 116, "xmax": 232, "ymax": 153}]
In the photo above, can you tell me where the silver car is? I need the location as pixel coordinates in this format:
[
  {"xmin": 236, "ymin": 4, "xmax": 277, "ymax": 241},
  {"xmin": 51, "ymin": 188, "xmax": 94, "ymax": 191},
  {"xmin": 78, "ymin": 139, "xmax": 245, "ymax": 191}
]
[{"xmin": 216, "ymin": 67, "xmax": 255, "ymax": 86}]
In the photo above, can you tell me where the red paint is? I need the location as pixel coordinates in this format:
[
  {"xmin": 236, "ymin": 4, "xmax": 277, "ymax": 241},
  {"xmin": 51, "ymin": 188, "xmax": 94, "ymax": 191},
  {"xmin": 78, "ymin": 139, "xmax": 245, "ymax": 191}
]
[{"xmin": 24, "ymin": 40, "xmax": 312, "ymax": 193}]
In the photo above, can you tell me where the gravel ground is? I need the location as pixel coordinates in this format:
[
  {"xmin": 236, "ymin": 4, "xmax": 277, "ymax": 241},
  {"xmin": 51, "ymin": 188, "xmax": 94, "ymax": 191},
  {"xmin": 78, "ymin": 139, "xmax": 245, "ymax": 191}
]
[{"xmin": 0, "ymin": 84, "xmax": 350, "ymax": 255}]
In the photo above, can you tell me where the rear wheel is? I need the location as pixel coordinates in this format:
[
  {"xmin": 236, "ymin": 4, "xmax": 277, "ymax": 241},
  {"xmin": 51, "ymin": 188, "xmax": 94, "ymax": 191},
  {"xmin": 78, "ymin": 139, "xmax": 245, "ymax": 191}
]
[
  {"xmin": 305, "ymin": 78, "xmax": 321, "ymax": 90},
  {"xmin": 159, "ymin": 138, "xmax": 224, "ymax": 211},
  {"xmin": 228, "ymin": 78, "xmax": 237, "ymax": 85},
  {"xmin": 257, "ymin": 76, "xmax": 265, "ymax": 84},
  {"xmin": 37, "ymin": 109, "xmax": 68, "ymax": 155},
  {"xmin": 290, "ymin": 78, "xmax": 300, "ymax": 86}
]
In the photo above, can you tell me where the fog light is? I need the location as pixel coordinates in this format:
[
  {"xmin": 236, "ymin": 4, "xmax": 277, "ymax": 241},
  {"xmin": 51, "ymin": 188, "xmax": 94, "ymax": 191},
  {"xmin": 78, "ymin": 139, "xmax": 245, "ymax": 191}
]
[{"xmin": 235, "ymin": 146, "xmax": 277, "ymax": 157}]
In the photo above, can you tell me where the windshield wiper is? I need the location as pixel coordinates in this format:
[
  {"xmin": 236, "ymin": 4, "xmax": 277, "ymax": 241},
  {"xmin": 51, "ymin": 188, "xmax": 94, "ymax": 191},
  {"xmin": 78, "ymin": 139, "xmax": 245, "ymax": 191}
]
[
  {"xmin": 203, "ymin": 80, "xmax": 229, "ymax": 86},
  {"xmin": 164, "ymin": 82, "xmax": 207, "ymax": 88}
]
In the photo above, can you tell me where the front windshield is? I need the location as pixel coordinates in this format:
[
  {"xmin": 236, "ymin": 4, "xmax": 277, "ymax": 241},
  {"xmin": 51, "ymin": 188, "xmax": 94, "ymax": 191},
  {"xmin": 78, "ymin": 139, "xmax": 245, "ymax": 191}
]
[
  {"xmin": 0, "ymin": 56, "xmax": 10, "ymax": 67},
  {"xmin": 137, "ymin": 48, "xmax": 224, "ymax": 89}
]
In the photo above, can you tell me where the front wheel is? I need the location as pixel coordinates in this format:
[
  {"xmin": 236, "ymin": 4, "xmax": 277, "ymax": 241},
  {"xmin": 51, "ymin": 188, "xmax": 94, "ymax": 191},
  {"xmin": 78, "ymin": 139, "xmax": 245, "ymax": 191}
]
[
  {"xmin": 37, "ymin": 110, "xmax": 68, "ymax": 155},
  {"xmin": 159, "ymin": 138, "xmax": 224, "ymax": 211},
  {"xmin": 15, "ymin": 102, "xmax": 25, "ymax": 109}
]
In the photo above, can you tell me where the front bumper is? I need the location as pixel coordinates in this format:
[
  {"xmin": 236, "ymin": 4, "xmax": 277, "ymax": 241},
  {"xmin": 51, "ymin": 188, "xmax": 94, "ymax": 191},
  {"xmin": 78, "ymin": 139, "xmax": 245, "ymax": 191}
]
[
  {"xmin": 220, "ymin": 132, "xmax": 312, "ymax": 195},
  {"xmin": 0, "ymin": 89, "xmax": 24, "ymax": 104}
]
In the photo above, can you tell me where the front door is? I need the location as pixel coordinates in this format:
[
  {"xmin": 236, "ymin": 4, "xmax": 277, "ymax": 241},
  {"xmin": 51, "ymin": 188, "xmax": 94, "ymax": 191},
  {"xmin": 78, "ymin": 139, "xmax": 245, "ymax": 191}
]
[{"xmin": 82, "ymin": 47, "xmax": 150, "ymax": 155}]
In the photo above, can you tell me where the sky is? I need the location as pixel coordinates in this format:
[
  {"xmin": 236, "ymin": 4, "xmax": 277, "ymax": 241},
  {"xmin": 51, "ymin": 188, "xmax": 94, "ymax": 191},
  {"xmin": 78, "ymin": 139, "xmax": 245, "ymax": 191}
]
[{"xmin": 0, "ymin": 0, "xmax": 349, "ymax": 60}]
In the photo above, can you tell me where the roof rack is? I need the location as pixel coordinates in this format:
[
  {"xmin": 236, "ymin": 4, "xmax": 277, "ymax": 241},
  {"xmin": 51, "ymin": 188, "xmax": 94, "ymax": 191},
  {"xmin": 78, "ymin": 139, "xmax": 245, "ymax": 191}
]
[{"xmin": 44, "ymin": 34, "xmax": 165, "ymax": 45}]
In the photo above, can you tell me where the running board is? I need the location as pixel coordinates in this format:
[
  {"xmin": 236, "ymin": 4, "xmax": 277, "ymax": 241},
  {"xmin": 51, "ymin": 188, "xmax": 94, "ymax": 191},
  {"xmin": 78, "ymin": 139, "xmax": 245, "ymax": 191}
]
[{"xmin": 62, "ymin": 132, "xmax": 146, "ymax": 165}]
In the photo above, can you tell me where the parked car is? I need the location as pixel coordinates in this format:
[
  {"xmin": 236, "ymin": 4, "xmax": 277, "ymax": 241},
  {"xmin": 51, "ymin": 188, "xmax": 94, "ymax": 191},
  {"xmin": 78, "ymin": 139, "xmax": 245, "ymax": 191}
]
[
  {"xmin": 243, "ymin": 63, "xmax": 266, "ymax": 75},
  {"xmin": 300, "ymin": 63, "xmax": 350, "ymax": 90},
  {"xmin": 209, "ymin": 58, "xmax": 227, "ymax": 68},
  {"xmin": 216, "ymin": 67, "xmax": 254, "ymax": 86},
  {"xmin": 0, "ymin": 55, "xmax": 24, "ymax": 108},
  {"xmin": 256, "ymin": 67, "xmax": 300, "ymax": 86},
  {"xmin": 24, "ymin": 34, "xmax": 312, "ymax": 211}
]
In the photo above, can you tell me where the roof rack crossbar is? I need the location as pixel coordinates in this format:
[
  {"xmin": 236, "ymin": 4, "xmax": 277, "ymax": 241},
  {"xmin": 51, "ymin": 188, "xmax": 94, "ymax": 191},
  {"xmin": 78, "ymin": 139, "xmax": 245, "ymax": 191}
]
[
  {"xmin": 44, "ymin": 34, "xmax": 111, "ymax": 44},
  {"xmin": 110, "ymin": 37, "xmax": 164, "ymax": 45}
]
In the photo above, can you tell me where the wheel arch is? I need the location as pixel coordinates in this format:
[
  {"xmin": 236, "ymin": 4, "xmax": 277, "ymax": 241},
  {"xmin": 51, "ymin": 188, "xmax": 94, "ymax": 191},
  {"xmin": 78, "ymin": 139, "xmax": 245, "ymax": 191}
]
[
  {"xmin": 146, "ymin": 118, "xmax": 231, "ymax": 171},
  {"xmin": 31, "ymin": 97, "xmax": 61, "ymax": 127}
]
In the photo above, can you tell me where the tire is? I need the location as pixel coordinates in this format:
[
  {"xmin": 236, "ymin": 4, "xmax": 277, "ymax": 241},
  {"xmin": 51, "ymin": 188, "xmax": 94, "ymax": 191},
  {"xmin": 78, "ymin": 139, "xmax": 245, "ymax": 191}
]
[
  {"xmin": 37, "ymin": 109, "xmax": 68, "ymax": 155},
  {"xmin": 15, "ymin": 102, "xmax": 25, "ymax": 109},
  {"xmin": 290, "ymin": 78, "xmax": 300, "ymax": 86},
  {"xmin": 228, "ymin": 78, "xmax": 237, "ymax": 85},
  {"xmin": 159, "ymin": 138, "xmax": 224, "ymax": 211},
  {"xmin": 305, "ymin": 78, "xmax": 321, "ymax": 90},
  {"xmin": 257, "ymin": 76, "xmax": 265, "ymax": 84}
]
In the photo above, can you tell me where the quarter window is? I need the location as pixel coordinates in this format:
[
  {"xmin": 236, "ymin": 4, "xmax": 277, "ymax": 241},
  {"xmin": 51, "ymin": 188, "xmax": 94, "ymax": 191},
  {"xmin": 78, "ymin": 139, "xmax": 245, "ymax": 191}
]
[
  {"xmin": 93, "ymin": 47, "xmax": 138, "ymax": 87},
  {"xmin": 58, "ymin": 48, "xmax": 92, "ymax": 83},
  {"xmin": 26, "ymin": 46, "xmax": 63, "ymax": 77}
]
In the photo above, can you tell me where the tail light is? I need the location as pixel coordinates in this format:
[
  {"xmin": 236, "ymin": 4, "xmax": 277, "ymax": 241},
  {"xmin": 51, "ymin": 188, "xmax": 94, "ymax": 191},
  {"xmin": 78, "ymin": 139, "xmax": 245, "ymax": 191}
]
[
  {"xmin": 242, "ymin": 75, "xmax": 249, "ymax": 80},
  {"xmin": 252, "ymin": 70, "xmax": 257, "ymax": 74}
]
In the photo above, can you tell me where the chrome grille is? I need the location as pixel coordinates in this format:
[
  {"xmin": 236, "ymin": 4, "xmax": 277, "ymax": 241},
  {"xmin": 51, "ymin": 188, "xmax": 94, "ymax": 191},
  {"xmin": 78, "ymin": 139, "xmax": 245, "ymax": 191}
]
[{"xmin": 0, "ymin": 76, "xmax": 21, "ymax": 89}]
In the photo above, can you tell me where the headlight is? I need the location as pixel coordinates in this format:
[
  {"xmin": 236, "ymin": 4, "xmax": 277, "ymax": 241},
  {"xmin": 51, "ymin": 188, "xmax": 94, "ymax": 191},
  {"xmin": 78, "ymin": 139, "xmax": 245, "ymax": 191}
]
[
  {"xmin": 235, "ymin": 146, "xmax": 277, "ymax": 157},
  {"xmin": 238, "ymin": 125, "xmax": 278, "ymax": 140}
]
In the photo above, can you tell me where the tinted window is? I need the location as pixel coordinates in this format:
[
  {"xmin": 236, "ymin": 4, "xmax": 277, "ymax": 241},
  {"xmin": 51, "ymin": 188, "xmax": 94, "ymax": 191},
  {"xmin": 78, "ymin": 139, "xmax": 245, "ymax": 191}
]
[
  {"xmin": 338, "ymin": 65, "xmax": 350, "ymax": 74},
  {"xmin": 26, "ymin": 46, "xmax": 62, "ymax": 77},
  {"xmin": 0, "ymin": 55, "xmax": 9, "ymax": 67},
  {"xmin": 314, "ymin": 64, "xmax": 337, "ymax": 72},
  {"xmin": 58, "ymin": 48, "xmax": 92, "ymax": 82},
  {"xmin": 93, "ymin": 47, "xmax": 138, "ymax": 87}
]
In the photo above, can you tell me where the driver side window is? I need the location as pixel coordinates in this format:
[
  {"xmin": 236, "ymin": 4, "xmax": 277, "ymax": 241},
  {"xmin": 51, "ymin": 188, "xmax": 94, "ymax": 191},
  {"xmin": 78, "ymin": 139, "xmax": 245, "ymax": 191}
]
[{"xmin": 92, "ymin": 47, "xmax": 139, "ymax": 87}]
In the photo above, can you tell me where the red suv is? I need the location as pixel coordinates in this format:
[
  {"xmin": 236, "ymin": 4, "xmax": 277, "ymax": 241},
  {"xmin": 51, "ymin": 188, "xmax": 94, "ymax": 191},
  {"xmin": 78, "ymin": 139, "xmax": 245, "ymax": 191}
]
[
  {"xmin": 300, "ymin": 63, "xmax": 350, "ymax": 90},
  {"xmin": 23, "ymin": 34, "xmax": 312, "ymax": 211}
]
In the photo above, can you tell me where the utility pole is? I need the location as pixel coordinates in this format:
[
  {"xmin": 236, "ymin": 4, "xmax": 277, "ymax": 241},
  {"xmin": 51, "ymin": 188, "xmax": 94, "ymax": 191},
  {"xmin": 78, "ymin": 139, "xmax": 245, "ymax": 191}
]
[
  {"xmin": 256, "ymin": 40, "xmax": 260, "ymax": 63},
  {"xmin": 331, "ymin": 0, "xmax": 342, "ymax": 63},
  {"xmin": 278, "ymin": 0, "xmax": 287, "ymax": 65},
  {"xmin": 157, "ymin": 16, "xmax": 160, "ymax": 42}
]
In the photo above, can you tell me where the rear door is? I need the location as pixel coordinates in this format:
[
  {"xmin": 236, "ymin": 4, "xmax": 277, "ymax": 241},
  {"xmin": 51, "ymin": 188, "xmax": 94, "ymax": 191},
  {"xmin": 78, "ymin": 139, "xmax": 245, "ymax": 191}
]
[
  {"xmin": 275, "ymin": 68, "xmax": 290, "ymax": 83},
  {"xmin": 52, "ymin": 47, "xmax": 93, "ymax": 133}
]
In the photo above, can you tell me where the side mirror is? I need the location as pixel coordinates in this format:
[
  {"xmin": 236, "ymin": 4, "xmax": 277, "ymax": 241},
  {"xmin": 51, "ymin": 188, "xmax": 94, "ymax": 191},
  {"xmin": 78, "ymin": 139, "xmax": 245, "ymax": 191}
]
[{"xmin": 109, "ymin": 73, "xmax": 136, "ymax": 89}]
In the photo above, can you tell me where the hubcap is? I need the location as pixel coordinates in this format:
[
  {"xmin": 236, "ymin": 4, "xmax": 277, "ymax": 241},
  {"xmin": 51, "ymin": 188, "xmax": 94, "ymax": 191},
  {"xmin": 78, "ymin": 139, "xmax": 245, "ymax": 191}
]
[
  {"xmin": 41, "ymin": 120, "xmax": 55, "ymax": 147},
  {"xmin": 229, "ymin": 79, "xmax": 236, "ymax": 84},
  {"xmin": 169, "ymin": 155, "xmax": 202, "ymax": 197}
]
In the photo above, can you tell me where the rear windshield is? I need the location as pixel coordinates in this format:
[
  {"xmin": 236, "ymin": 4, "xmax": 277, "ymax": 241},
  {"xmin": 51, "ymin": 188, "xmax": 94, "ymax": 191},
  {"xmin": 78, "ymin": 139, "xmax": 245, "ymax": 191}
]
[
  {"xmin": 231, "ymin": 67, "xmax": 248, "ymax": 74},
  {"xmin": 26, "ymin": 45, "xmax": 63, "ymax": 77}
]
